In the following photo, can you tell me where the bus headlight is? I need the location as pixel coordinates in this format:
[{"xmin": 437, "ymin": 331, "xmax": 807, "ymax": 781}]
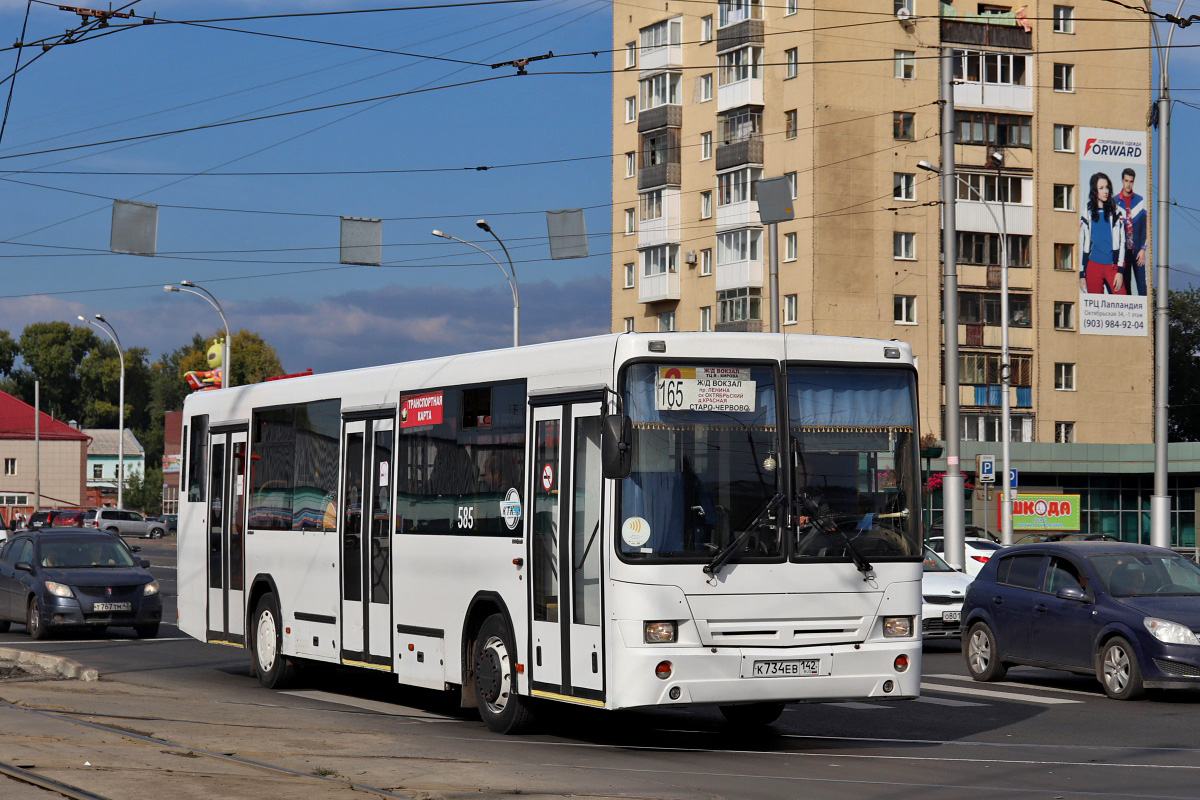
[
  {"xmin": 882, "ymin": 617, "xmax": 913, "ymax": 638},
  {"xmin": 644, "ymin": 621, "xmax": 677, "ymax": 643}
]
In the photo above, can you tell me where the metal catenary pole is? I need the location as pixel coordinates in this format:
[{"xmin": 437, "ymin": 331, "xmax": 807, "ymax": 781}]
[{"xmin": 940, "ymin": 48, "xmax": 965, "ymax": 569}]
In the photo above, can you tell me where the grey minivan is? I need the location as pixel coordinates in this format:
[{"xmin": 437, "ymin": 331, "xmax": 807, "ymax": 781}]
[{"xmin": 85, "ymin": 509, "xmax": 166, "ymax": 539}]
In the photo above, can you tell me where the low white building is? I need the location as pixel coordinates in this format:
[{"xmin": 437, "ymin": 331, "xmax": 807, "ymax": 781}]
[{"xmin": 84, "ymin": 428, "xmax": 145, "ymax": 508}]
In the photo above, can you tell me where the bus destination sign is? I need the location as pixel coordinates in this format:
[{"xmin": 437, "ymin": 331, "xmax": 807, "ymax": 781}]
[{"xmin": 656, "ymin": 366, "xmax": 754, "ymax": 413}]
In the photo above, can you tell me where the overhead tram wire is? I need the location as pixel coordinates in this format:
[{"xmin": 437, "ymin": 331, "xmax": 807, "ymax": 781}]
[
  {"xmin": 25, "ymin": 0, "xmax": 548, "ymax": 22},
  {"xmin": 0, "ymin": 1, "xmax": 33, "ymax": 146}
]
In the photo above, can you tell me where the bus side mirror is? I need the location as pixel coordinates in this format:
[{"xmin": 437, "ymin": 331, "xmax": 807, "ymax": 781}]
[{"xmin": 602, "ymin": 414, "xmax": 633, "ymax": 479}]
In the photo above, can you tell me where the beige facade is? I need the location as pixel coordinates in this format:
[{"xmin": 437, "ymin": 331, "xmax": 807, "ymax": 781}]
[
  {"xmin": 0, "ymin": 439, "xmax": 87, "ymax": 511},
  {"xmin": 611, "ymin": 1, "xmax": 1152, "ymax": 445}
]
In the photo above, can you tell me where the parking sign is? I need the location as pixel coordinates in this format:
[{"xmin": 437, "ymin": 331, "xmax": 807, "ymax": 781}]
[{"xmin": 977, "ymin": 455, "xmax": 996, "ymax": 484}]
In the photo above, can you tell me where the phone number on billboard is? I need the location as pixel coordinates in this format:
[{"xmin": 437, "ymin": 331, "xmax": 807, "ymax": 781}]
[{"xmin": 1083, "ymin": 318, "xmax": 1145, "ymax": 331}]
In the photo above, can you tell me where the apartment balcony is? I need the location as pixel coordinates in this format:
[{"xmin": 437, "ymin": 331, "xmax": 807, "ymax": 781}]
[
  {"xmin": 956, "ymin": 199, "xmax": 1033, "ymax": 235},
  {"xmin": 953, "ymin": 82, "xmax": 1033, "ymax": 112},
  {"xmin": 638, "ymin": 162, "xmax": 681, "ymax": 190},
  {"xmin": 637, "ymin": 104, "xmax": 682, "ymax": 133},
  {"xmin": 960, "ymin": 264, "xmax": 1033, "ymax": 290},
  {"xmin": 639, "ymin": 270, "xmax": 680, "ymax": 304},
  {"xmin": 956, "ymin": 324, "xmax": 1033, "ymax": 349},
  {"xmin": 716, "ymin": 19, "xmax": 763, "ymax": 53},
  {"xmin": 637, "ymin": 191, "xmax": 681, "ymax": 248},
  {"xmin": 715, "ymin": 199, "xmax": 760, "ymax": 231},
  {"xmin": 715, "ymin": 257, "xmax": 763, "ymax": 291},
  {"xmin": 715, "ymin": 319, "xmax": 763, "ymax": 332},
  {"xmin": 958, "ymin": 384, "xmax": 1032, "ymax": 409},
  {"xmin": 640, "ymin": 43, "xmax": 682, "ymax": 73},
  {"xmin": 940, "ymin": 19, "xmax": 1031, "ymax": 50},
  {"xmin": 717, "ymin": 78, "xmax": 763, "ymax": 113},
  {"xmin": 715, "ymin": 135, "xmax": 763, "ymax": 171}
]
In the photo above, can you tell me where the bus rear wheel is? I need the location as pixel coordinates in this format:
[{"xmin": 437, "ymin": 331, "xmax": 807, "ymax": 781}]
[
  {"xmin": 719, "ymin": 702, "xmax": 785, "ymax": 728},
  {"xmin": 473, "ymin": 614, "xmax": 534, "ymax": 734},
  {"xmin": 252, "ymin": 593, "xmax": 297, "ymax": 689}
]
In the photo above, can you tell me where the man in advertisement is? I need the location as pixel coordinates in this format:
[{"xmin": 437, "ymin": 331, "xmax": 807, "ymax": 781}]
[{"xmin": 1116, "ymin": 167, "xmax": 1148, "ymax": 297}]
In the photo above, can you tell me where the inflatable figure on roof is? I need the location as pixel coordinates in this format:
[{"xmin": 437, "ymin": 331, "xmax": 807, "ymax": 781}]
[{"xmin": 184, "ymin": 337, "xmax": 224, "ymax": 391}]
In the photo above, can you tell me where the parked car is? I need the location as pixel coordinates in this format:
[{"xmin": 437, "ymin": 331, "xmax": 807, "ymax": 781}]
[
  {"xmin": 156, "ymin": 514, "xmax": 177, "ymax": 535},
  {"xmin": 926, "ymin": 536, "xmax": 1004, "ymax": 576},
  {"xmin": 26, "ymin": 510, "xmax": 52, "ymax": 529},
  {"xmin": 1014, "ymin": 532, "xmax": 1119, "ymax": 545},
  {"xmin": 85, "ymin": 508, "xmax": 167, "ymax": 539},
  {"xmin": 922, "ymin": 546, "xmax": 973, "ymax": 638},
  {"xmin": 0, "ymin": 528, "xmax": 161, "ymax": 638},
  {"xmin": 962, "ymin": 541, "xmax": 1200, "ymax": 699},
  {"xmin": 49, "ymin": 509, "xmax": 87, "ymax": 528}
]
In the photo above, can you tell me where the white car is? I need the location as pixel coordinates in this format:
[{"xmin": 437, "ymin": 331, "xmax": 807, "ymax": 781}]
[
  {"xmin": 925, "ymin": 536, "xmax": 1003, "ymax": 577},
  {"xmin": 921, "ymin": 547, "xmax": 973, "ymax": 638}
]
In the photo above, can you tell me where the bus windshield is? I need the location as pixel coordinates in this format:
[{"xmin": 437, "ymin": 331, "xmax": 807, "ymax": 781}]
[
  {"xmin": 790, "ymin": 366, "xmax": 921, "ymax": 560},
  {"xmin": 618, "ymin": 362, "xmax": 781, "ymax": 563}
]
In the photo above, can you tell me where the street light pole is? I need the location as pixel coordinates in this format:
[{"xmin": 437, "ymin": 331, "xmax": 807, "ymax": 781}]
[
  {"xmin": 163, "ymin": 282, "xmax": 233, "ymax": 388},
  {"xmin": 81, "ymin": 314, "xmax": 125, "ymax": 509},
  {"xmin": 432, "ymin": 227, "xmax": 520, "ymax": 347}
]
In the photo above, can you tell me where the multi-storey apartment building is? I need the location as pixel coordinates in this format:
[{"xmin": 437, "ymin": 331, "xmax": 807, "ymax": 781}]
[{"xmin": 611, "ymin": 1, "xmax": 1152, "ymax": 447}]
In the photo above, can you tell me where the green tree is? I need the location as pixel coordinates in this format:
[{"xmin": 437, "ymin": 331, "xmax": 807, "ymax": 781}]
[
  {"xmin": 78, "ymin": 343, "xmax": 151, "ymax": 430},
  {"xmin": 8, "ymin": 322, "xmax": 99, "ymax": 422},
  {"xmin": 0, "ymin": 328, "xmax": 17, "ymax": 376},
  {"xmin": 124, "ymin": 465, "xmax": 163, "ymax": 517},
  {"xmin": 1169, "ymin": 287, "xmax": 1200, "ymax": 441}
]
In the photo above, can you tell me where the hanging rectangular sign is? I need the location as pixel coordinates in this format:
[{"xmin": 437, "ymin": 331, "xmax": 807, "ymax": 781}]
[{"xmin": 655, "ymin": 366, "xmax": 755, "ymax": 412}]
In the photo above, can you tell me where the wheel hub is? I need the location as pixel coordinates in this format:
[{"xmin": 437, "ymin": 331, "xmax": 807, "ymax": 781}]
[{"xmin": 476, "ymin": 648, "xmax": 502, "ymax": 705}]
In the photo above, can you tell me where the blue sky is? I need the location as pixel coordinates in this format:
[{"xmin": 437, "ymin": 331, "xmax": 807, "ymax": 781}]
[
  {"xmin": 0, "ymin": 1, "xmax": 1199, "ymax": 375},
  {"xmin": 0, "ymin": 0, "xmax": 614, "ymax": 372}
]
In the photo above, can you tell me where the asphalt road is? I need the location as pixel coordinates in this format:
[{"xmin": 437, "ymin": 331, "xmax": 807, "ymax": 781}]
[{"xmin": 2, "ymin": 539, "xmax": 1199, "ymax": 799}]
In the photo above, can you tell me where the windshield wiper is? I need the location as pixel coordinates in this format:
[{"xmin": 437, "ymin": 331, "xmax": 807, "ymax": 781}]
[
  {"xmin": 797, "ymin": 495, "xmax": 875, "ymax": 579},
  {"xmin": 704, "ymin": 492, "xmax": 783, "ymax": 578}
]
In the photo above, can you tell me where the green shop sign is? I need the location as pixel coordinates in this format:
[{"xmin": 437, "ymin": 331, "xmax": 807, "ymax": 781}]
[{"xmin": 1012, "ymin": 494, "xmax": 1081, "ymax": 531}]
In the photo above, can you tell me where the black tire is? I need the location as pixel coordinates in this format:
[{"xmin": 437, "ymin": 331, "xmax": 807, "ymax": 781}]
[
  {"xmin": 135, "ymin": 622, "xmax": 160, "ymax": 639},
  {"xmin": 719, "ymin": 702, "xmax": 786, "ymax": 728},
  {"xmin": 149, "ymin": 528, "xmax": 164, "ymax": 539},
  {"xmin": 1098, "ymin": 636, "xmax": 1145, "ymax": 700},
  {"xmin": 26, "ymin": 597, "xmax": 49, "ymax": 640},
  {"xmin": 105, "ymin": 527, "xmax": 120, "ymax": 535},
  {"xmin": 252, "ymin": 593, "xmax": 297, "ymax": 689},
  {"xmin": 0, "ymin": 619, "xmax": 10, "ymax": 633},
  {"xmin": 473, "ymin": 614, "xmax": 534, "ymax": 734},
  {"xmin": 963, "ymin": 621, "xmax": 1007, "ymax": 681}
]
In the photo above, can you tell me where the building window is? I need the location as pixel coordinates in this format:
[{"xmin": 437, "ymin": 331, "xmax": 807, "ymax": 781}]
[
  {"xmin": 700, "ymin": 190, "xmax": 712, "ymax": 219},
  {"xmin": 701, "ymin": 15, "xmax": 713, "ymax": 42},
  {"xmin": 894, "ymin": 50, "xmax": 915, "ymax": 80},
  {"xmin": 625, "ymin": 152, "xmax": 635, "ymax": 178},
  {"xmin": 624, "ymin": 208, "xmax": 636, "ymax": 234},
  {"xmin": 955, "ymin": 111, "xmax": 1031, "ymax": 147},
  {"xmin": 893, "ymin": 111, "xmax": 914, "ymax": 141},
  {"xmin": 640, "ymin": 18, "xmax": 681, "ymax": 54},
  {"xmin": 699, "ymin": 73, "xmax": 713, "ymax": 102},
  {"xmin": 959, "ymin": 292, "xmax": 1032, "ymax": 328},
  {"xmin": 785, "ymin": 48, "xmax": 798, "ymax": 79},
  {"xmin": 895, "ymin": 0, "xmax": 913, "ymax": 13},
  {"xmin": 721, "ymin": 108, "xmax": 763, "ymax": 146},
  {"xmin": 784, "ymin": 232, "xmax": 797, "ymax": 261},
  {"xmin": 952, "ymin": 50, "xmax": 1028, "ymax": 87},
  {"xmin": 719, "ymin": 0, "xmax": 763, "ymax": 28},
  {"xmin": 1053, "ymin": 184, "xmax": 1074, "ymax": 211},
  {"xmin": 785, "ymin": 109, "xmax": 797, "ymax": 139},
  {"xmin": 1055, "ymin": 421, "xmax": 1075, "ymax": 443},
  {"xmin": 894, "ymin": 173, "xmax": 915, "ymax": 201},
  {"xmin": 640, "ymin": 189, "xmax": 663, "ymax": 221},
  {"xmin": 894, "ymin": 295, "xmax": 917, "ymax": 324},
  {"xmin": 658, "ymin": 310, "xmax": 676, "ymax": 332},
  {"xmin": 960, "ymin": 353, "xmax": 1032, "ymax": 387},
  {"xmin": 625, "ymin": 97, "xmax": 636, "ymax": 123},
  {"xmin": 701, "ymin": 131, "xmax": 712, "ymax": 160},
  {"xmin": 785, "ymin": 171, "xmax": 797, "ymax": 199},
  {"xmin": 93, "ymin": 464, "xmax": 102, "ymax": 479},
  {"xmin": 1053, "ymin": 63, "xmax": 1074, "ymax": 92},
  {"xmin": 893, "ymin": 232, "xmax": 915, "ymax": 260},
  {"xmin": 957, "ymin": 232, "xmax": 1032, "ymax": 268},
  {"xmin": 700, "ymin": 248, "xmax": 713, "ymax": 275},
  {"xmin": 786, "ymin": 0, "xmax": 797, "ymax": 14},
  {"xmin": 1053, "ymin": 6, "xmax": 1074, "ymax": 33},
  {"xmin": 716, "ymin": 228, "xmax": 761, "ymax": 264},
  {"xmin": 1055, "ymin": 362, "xmax": 1076, "ymax": 391},
  {"xmin": 956, "ymin": 172, "xmax": 1024, "ymax": 204},
  {"xmin": 3, "ymin": 458, "xmax": 15, "ymax": 476},
  {"xmin": 1054, "ymin": 301, "xmax": 1074, "ymax": 330},
  {"xmin": 642, "ymin": 245, "xmax": 677, "ymax": 276},
  {"xmin": 1054, "ymin": 124, "xmax": 1075, "ymax": 152},
  {"xmin": 700, "ymin": 306, "xmax": 712, "ymax": 331},
  {"xmin": 640, "ymin": 72, "xmax": 681, "ymax": 109},
  {"xmin": 717, "ymin": 167, "xmax": 762, "ymax": 206},
  {"xmin": 717, "ymin": 287, "xmax": 761, "ymax": 323},
  {"xmin": 1054, "ymin": 243, "xmax": 1074, "ymax": 271},
  {"xmin": 624, "ymin": 262, "xmax": 635, "ymax": 289},
  {"xmin": 625, "ymin": 42, "xmax": 637, "ymax": 68},
  {"xmin": 624, "ymin": 317, "xmax": 635, "ymax": 333},
  {"xmin": 718, "ymin": 46, "xmax": 763, "ymax": 86},
  {"xmin": 784, "ymin": 294, "xmax": 798, "ymax": 325}
]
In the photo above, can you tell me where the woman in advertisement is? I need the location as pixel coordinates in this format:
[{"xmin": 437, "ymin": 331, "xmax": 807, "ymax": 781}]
[{"xmin": 1079, "ymin": 171, "xmax": 1126, "ymax": 295}]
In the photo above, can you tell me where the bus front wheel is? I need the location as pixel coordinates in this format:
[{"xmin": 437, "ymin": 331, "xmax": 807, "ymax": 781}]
[
  {"xmin": 473, "ymin": 614, "xmax": 534, "ymax": 734},
  {"xmin": 252, "ymin": 593, "xmax": 297, "ymax": 690}
]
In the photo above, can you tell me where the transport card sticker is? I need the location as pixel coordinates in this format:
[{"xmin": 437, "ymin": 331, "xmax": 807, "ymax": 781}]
[
  {"xmin": 378, "ymin": 461, "xmax": 389, "ymax": 487},
  {"xmin": 655, "ymin": 366, "xmax": 754, "ymax": 412},
  {"xmin": 501, "ymin": 488, "xmax": 522, "ymax": 530},
  {"xmin": 622, "ymin": 516, "xmax": 651, "ymax": 548},
  {"xmin": 400, "ymin": 391, "xmax": 443, "ymax": 428}
]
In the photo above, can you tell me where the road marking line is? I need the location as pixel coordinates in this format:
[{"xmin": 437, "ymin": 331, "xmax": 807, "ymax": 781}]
[
  {"xmin": 928, "ymin": 673, "xmax": 1101, "ymax": 697},
  {"xmin": 913, "ymin": 695, "xmax": 987, "ymax": 707},
  {"xmin": 281, "ymin": 690, "xmax": 454, "ymax": 720},
  {"xmin": 921, "ymin": 682, "xmax": 1081, "ymax": 704}
]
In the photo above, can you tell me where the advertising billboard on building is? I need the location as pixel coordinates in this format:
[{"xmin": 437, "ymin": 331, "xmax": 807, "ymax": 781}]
[
  {"xmin": 1012, "ymin": 494, "xmax": 1081, "ymax": 532},
  {"xmin": 1078, "ymin": 128, "xmax": 1149, "ymax": 336}
]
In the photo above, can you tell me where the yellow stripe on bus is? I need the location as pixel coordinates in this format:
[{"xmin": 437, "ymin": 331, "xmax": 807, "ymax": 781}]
[
  {"xmin": 207, "ymin": 639, "xmax": 244, "ymax": 648},
  {"xmin": 340, "ymin": 659, "xmax": 393, "ymax": 672},
  {"xmin": 530, "ymin": 689, "xmax": 606, "ymax": 708}
]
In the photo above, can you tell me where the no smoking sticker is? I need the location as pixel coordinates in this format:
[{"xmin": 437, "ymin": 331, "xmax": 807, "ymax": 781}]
[{"xmin": 541, "ymin": 463, "xmax": 554, "ymax": 490}]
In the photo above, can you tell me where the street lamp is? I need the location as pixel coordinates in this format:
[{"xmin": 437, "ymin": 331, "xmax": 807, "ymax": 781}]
[
  {"xmin": 163, "ymin": 281, "xmax": 233, "ymax": 388},
  {"xmin": 81, "ymin": 314, "xmax": 125, "ymax": 509},
  {"xmin": 432, "ymin": 224, "xmax": 520, "ymax": 347},
  {"xmin": 919, "ymin": 154, "xmax": 1014, "ymax": 544}
]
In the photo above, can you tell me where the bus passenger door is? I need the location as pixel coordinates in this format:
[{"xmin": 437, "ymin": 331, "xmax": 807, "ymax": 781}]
[
  {"xmin": 528, "ymin": 400, "xmax": 605, "ymax": 704},
  {"xmin": 339, "ymin": 415, "xmax": 394, "ymax": 669},
  {"xmin": 207, "ymin": 427, "xmax": 248, "ymax": 644}
]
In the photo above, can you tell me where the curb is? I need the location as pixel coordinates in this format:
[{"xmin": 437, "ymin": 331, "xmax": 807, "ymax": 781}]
[{"xmin": 0, "ymin": 646, "xmax": 99, "ymax": 681}]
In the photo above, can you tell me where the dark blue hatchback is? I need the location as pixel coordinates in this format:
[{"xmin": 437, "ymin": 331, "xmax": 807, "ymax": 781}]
[
  {"xmin": 961, "ymin": 542, "xmax": 1200, "ymax": 699},
  {"xmin": 0, "ymin": 529, "xmax": 162, "ymax": 639}
]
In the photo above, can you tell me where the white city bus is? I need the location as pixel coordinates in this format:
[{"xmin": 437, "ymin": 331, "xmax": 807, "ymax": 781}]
[{"xmin": 176, "ymin": 332, "xmax": 923, "ymax": 732}]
